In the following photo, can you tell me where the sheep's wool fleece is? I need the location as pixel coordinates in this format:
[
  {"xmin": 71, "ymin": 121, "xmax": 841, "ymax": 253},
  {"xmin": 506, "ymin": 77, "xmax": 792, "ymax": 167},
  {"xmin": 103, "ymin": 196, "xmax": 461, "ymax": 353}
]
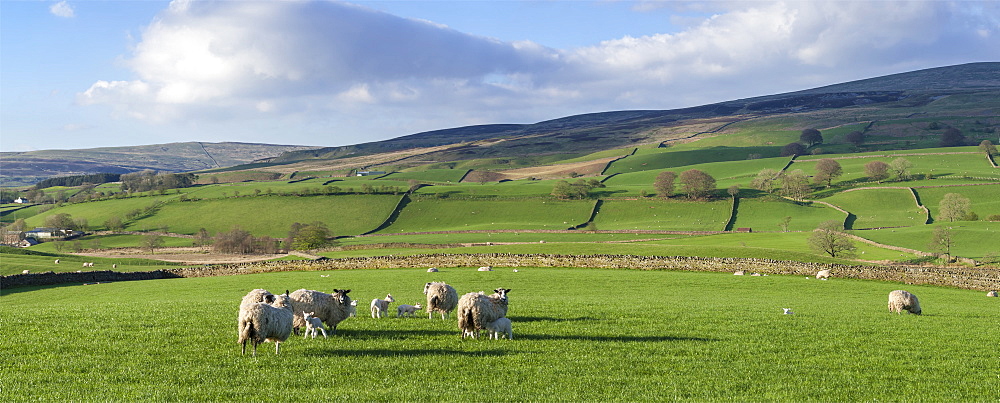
[
  {"xmin": 290, "ymin": 289, "xmax": 351, "ymax": 329},
  {"xmin": 425, "ymin": 282, "xmax": 458, "ymax": 315},
  {"xmin": 457, "ymin": 292, "xmax": 508, "ymax": 333},
  {"xmin": 887, "ymin": 290, "xmax": 921, "ymax": 314},
  {"xmin": 238, "ymin": 294, "xmax": 294, "ymax": 347}
]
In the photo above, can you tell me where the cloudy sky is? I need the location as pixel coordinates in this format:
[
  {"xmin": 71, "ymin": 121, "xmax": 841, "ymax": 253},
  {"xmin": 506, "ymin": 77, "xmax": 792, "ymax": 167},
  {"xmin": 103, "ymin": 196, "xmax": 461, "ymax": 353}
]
[{"xmin": 1, "ymin": 0, "xmax": 997, "ymax": 152}]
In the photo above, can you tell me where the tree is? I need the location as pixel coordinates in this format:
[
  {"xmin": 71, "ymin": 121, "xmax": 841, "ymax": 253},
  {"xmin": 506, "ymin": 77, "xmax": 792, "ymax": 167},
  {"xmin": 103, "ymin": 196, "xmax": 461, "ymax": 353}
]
[
  {"xmin": 800, "ymin": 128, "xmax": 823, "ymax": 147},
  {"xmin": 780, "ymin": 142, "xmax": 806, "ymax": 157},
  {"xmin": 678, "ymin": 169, "xmax": 716, "ymax": 200},
  {"xmin": 141, "ymin": 233, "xmax": 164, "ymax": 254},
  {"xmin": 979, "ymin": 140, "xmax": 999, "ymax": 156},
  {"xmin": 845, "ymin": 130, "xmax": 865, "ymax": 147},
  {"xmin": 103, "ymin": 216, "xmax": 125, "ymax": 231},
  {"xmin": 889, "ymin": 157, "xmax": 913, "ymax": 181},
  {"xmin": 864, "ymin": 160, "xmax": 890, "ymax": 182},
  {"xmin": 808, "ymin": 220, "xmax": 856, "ymax": 258},
  {"xmin": 937, "ymin": 193, "xmax": 971, "ymax": 222},
  {"xmin": 778, "ymin": 216, "xmax": 792, "ymax": 232},
  {"xmin": 813, "ymin": 159, "xmax": 843, "ymax": 187},
  {"xmin": 44, "ymin": 213, "xmax": 75, "ymax": 230},
  {"xmin": 214, "ymin": 226, "xmax": 255, "ymax": 254},
  {"xmin": 194, "ymin": 228, "xmax": 212, "ymax": 247},
  {"xmin": 551, "ymin": 179, "xmax": 604, "ymax": 200},
  {"xmin": 654, "ymin": 171, "xmax": 677, "ymax": 198},
  {"xmin": 939, "ymin": 128, "xmax": 965, "ymax": 147},
  {"xmin": 10, "ymin": 218, "xmax": 27, "ymax": 232},
  {"xmin": 780, "ymin": 170, "xmax": 811, "ymax": 199},
  {"xmin": 727, "ymin": 185, "xmax": 740, "ymax": 197},
  {"xmin": 290, "ymin": 222, "xmax": 332, "ymax": 250},
  {"xmin": 928, "ymin": 226, "xmax": 954, "ymax": 259},
  {"xmin": 751, "ymin": 169, "xmax": 779, "ymax": 193}
]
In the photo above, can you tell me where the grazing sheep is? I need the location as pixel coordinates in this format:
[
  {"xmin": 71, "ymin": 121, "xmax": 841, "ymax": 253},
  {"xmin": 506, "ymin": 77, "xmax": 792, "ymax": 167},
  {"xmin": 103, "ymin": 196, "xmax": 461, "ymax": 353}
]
[
  {"xmin": 733, "ymin": 270, "xmax": 744, "ymax": 276},
  {"xmin": 477, "ymin": 266, "xmax": 493, "ymax": 271},
  {"xmin": 816, "ymin": 270, "xmax": 831, "ymax": 280},
  {"xmin": 986, "ymin": 291, "xmax": 997, "ymax": 297},
  {"xmin": 396, "ymin": 303, "xmax": 423, "ymax": 318},
  {"xmin": 238, "ymin": 291, "xmax": 294, "ymax": 356},
  {"xmin": 512, "ymin": 269, "xmax": 519, "ymax": 273},
  {"xmin": 302, "ymin": 312, "xmax": 327, "ymax": 339},
  {"xmin": 484, "ymin": 317, "xmax": 513, "ymax": 340},
  {"xmin": 427, "ymin": 267, "xmax": 439, "ymax": 272},
  {"xmin": 112, "ymin": 264, "xmax": 117, "ymax": 269},
  {"xmin": 21, "ymin": 270, "xmax": 29, "ymax": 274},
  {"xmin": 54, "ymin": 259, "xmax": 59, "ymax": 264},
  {"xmin": 457, "ymin": 288, "xmax": 511, "ymax": 339},
  {"xmin": 289, "ymin": 289, "xmax": 353, "ymax": 336},
  {"xmin": 370, "ymin": 294, "xmax": 395, "ymax": 318},
  {"xmin": 750, "ymin": 272, "xmax": 761, "ymax": 277},
  {"xmin": 240, "ymin": 289, "xmax": 274, "ymax": 308},
  {"xmin": 888, "ymin": 290, "xmax": 922, "ymax": 315},
  {"xmin": 348, "ymin": 300, "xmax": 358, "ymax": 317},
  {"xmin": 783, "ymin": 308, "xmax": 794, "ymax": 315},
  {"xmin": 423, "ymin": 282, "xmax": 459, "ymax": 320}
]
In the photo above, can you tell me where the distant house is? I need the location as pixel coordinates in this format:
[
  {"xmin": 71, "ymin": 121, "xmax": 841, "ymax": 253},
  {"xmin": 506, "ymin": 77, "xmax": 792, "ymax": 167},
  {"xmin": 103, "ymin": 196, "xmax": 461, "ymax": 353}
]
[
  {"xmin": 13, "ymin": 197, "xmax": 28, "ymax": 204},
  {"xmin": 735, "ymin": 227, "xmax": 753, "ymax": 233},
  {"xmin": 356, "ymin": 171, "xmax": 386, "ymax": 177},
  {"xmin": 24, "ymin": 227, "xmax": 79, "ymax": 240}
]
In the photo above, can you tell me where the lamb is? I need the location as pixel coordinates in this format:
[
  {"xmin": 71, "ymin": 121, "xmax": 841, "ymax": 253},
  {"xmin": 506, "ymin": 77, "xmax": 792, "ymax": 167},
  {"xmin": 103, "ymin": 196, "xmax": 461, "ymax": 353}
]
[
  {"xmin": 427, "ymin": 267, "xmax": 439, "ymax": 272},
  {"xmin": 816, "ymin": 270, "xmax": 831, "ymax": 280},
  {"xmin": 54, "ymin": 259, "xmax": 59, "ymax": 264},
  {"xmin": 783, "ymin": 308, "xmax": 794, "ymax": 315},
  {"xmin": 238, "ymin": 291, "xmax": 294, "ymax": 356},
  {"xmin": 484, "ymin": 317, "xmax": 513, "ymax": 340},
  {"xmin": 21, "ymin": 270, "xmax": 29, "ymax": 274},
  {"xmin": 423, "ymin": 282, "xmax": 459, "ymax": 320},
  {"xmin": 289, "ymin": 288, "xmax": 353, "ymax": 336},
  {"xmin": 987, "ymin": 291, "xmax": 998, "ymax": 297},
  {"xmin": 477, "ymin": 266, "xmax": 493, "ymax": 271},
  {"xmin": 733, "ymin": 270, "xmax": 744, "ymax": 275},
  {"xmin": 396, "ymin": 303, "xmax": 423, "ymax": 318},
  {"xmin": 348, "ymin": 300, "xmax": 358, "ymax": 317},
  {"xmin": 457, "ymin": 288, "xmax": 510, "ymax": 339},
  {"xmin": 370, "ymin": 294, "xmax": 395, "ymax": 318},
  {"xmin": 302, "ymin": 311, "xmax": 327, "ymax": 339},
  {"xmin": 887, "ymin": 290, "xmax": 922, "ymax": 315}
]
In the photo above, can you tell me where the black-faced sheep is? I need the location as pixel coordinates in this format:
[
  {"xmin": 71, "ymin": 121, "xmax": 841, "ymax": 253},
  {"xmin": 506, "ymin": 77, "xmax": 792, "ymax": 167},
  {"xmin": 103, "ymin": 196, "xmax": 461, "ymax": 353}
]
[
  {"xmin": 423, "ymin": 282, "xmax": 458, "ymax": 320},
  {"xmin": 289, "ymin": 288, "xmax": 352, "ymax": 335},
  {"xmin": 396, "ymin": 304, "xmax": 423, "ymax": 318},
  {"xmin": 238, "ymin": 291, "xmax": 294, "ymax": 356},
  {"xmin": 370, "ymin": 294, "xmax": 395, "ymax": 318},
  {"xmin": 457, "ymin": 288, "xmax": 510, "ymax": 339},
  {"xmin": 887, "ymin": 290, "xmax": 921, "ymax": 315}
]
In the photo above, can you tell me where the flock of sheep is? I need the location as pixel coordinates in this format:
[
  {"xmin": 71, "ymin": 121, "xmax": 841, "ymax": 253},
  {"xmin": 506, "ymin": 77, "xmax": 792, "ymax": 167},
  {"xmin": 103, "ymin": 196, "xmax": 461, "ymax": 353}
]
[{"xmin": 236, "ymin": 278, "xmax": 513, "ymax": 356}]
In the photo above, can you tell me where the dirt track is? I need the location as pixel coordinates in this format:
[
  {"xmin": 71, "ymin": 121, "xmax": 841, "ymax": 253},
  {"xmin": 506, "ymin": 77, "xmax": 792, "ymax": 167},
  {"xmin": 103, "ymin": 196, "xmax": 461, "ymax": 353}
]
[{"xmin": 77, "ymin": 247, "xmax": 286, "ymax": 264}]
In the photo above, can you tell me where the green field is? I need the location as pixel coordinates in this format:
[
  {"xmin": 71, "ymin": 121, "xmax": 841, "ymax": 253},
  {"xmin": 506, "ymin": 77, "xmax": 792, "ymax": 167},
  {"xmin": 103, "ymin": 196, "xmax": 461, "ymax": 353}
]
[
  {"xmin": 377, "ymin": 199, "xmax": 595, "ymax": 233},
  {"xmin": 24, "ymin": 196, "xmax": 177, "ymax": 230},
  {"xmin": 914, "ymin": 184, "xmax": 1000, "ymax": 221},
  {"xmin": 592, "ymin": 199, "xmax": 731, "ymax": 231},
  {"xmin": 2, "ymin": 268, "xmax": 995, "ymax": 401},
  {"xmin": 823, "ymin": 189, "xmax": 926, "ymax": 229},
  {"xmin": 855, "ymin": 222, "xmax": 1000, "ymax": 260},
  {"xmin": 731, "ymin": 199, "xmax": 846, "ymax": 232},
  {"xmin": 412, "ymin": 179, "xmax": 567, "ymax": 198},
  {"xmin": 27, "ymin": 234, "xmax": 194, "ymax": 253},
  {"xmin": 0, "ymin": 247, "xmax": 179, "ymax": 276},
  {"xmin": 380, "ymin": 169, "xmax": 470, "ymax": 183},
  {"xmin": 603, "ymin": 156, "xmax": 791, "ymax": 193},
  {"xmin": 605, "ymin": 146, "xmax": 783, "ymax": 175}
]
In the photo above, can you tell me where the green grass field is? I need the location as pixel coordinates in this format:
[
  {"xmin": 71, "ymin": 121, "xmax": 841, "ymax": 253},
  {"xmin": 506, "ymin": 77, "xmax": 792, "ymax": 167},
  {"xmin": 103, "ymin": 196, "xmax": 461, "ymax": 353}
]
[
  {"xmin": 603, "ymin": 156, "xmax": 791, "ymax": 193},
  {"xmin": 854, "ymin": 222, "xmax": 1000, "ymax": 260},
  {"xmin": 732, "ymin": 199, "xmax": 847, "ymax": 232},
  {"xmin": 593, "ymin": 199, "xmax": 731, "ymax": 231},
  {"xmin": 2, "ymin": 268, "xmax": 995, "ymax": 401},
  {"xmin": 823, "ymin": 189, "xmax": 926, "ymax": 229},
  {"xmin": 23, "ymin": 196, "xmax": 177, "ymax": 230},
  {"xmin": 0, "ymin": 247, "xmax": 179, "ymax": 276},
  {"xmin": 377, "ymin": 199, "xmax": 595, "ymax": 233},
  {"xmin": 27, "ymin": 234, "xmax": 195, "ymax": 253},
  {"xmin": 380, "ymin": 169, "xmax": 470, "ymax": 183},
  {"xmin": 605, "ymin": 146, "xmax": 783, "ymax": 175},
  {"xmin": 914, "ymin": 184, "xmax": 1000, "ymax": 221}
]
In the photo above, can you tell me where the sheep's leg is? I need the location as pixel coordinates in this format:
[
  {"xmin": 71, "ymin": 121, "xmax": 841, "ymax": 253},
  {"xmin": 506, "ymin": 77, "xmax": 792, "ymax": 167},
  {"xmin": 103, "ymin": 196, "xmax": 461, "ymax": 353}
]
[
  {"xmin": 320, "ymin": 328, "xmax": 327, "ymax": 338},
  {"xmin": 275, "ymin": 341, "xmax": 281, "ymax": 355}
]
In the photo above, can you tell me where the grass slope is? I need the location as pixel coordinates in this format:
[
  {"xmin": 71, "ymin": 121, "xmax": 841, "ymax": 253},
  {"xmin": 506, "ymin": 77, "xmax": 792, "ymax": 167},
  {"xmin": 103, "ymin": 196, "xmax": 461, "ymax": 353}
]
[
  {"xmin": 593, "ymin": 199, "xmax": 731, "ymax": 231},
  {"xmin": 377, "ymin": 199, "xmax": 595, "ymax": 233}
]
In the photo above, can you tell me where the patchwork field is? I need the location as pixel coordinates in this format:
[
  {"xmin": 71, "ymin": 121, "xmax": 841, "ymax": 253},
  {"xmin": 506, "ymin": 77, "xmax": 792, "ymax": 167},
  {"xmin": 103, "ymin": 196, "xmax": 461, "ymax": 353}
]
[
  {"xmin": 823, "ymin": 189, "xmax": 926, "ymax": 229},
  {"xmin": 731, "ymin": 199, "xmax": 846, "ymax": 232},
  {"xmin": 377, "ymin": 199, "xmax": 595, "ymax": 233},
  {"xmin": 592, "ymin": 199, "xmax": 731, "ymax": 231}
]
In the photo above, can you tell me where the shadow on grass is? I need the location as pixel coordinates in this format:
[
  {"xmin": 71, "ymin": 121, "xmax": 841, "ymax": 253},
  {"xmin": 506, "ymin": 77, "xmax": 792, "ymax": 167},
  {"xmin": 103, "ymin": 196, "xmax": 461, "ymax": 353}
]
[
  {"xmin": 334, "ymin": 329, "xmax": 456, "ymax": 338},
  {"xmin": 511, "ymin": 316, "xmax": 601, "ymax": 323},
  {"xmin": 303, "ymin": 348, "xmax": 511, "ymax": 357},
  {"xmin": 515, "ymin": 334, "xmax": 717, "ymax": 343}
]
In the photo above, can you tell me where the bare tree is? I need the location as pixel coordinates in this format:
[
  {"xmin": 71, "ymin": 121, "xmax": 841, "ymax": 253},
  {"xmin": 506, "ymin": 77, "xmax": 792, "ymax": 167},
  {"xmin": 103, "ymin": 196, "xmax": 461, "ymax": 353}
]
[
  {"xmin": 679, "ymin": 169, "xmax": 716, "ymax": 200},
  {"xmin": 889, "ymin": 157, "xmax": 913, "ymax": 181},
  {"xmin": 928, "ymin": 226, "xmax": 954, "ymax": 260},
  {"xmin": 141, "ymin": 233, "xmax": 164, "ymax": 254},
  {"xmin": 813, "ymin": 159, "xmax": 843, "ymax": 187},
  {"xmin": 654, "ymin": 171, "xmax": 677, "ymax": 198},
  {"xmin": 864, "ymin": 161, "xmax": 890, "ymax": 182},
  {"xmin": 780, "ymin": 170, "xmax": 811, "ymax": 199},
  {"xmin": 751, "ymin": 169, "xmax": 779, "ymax": 193},
  {"xmin": 808, "ymin": 220, "xmax": 856, "ymax": 258}
]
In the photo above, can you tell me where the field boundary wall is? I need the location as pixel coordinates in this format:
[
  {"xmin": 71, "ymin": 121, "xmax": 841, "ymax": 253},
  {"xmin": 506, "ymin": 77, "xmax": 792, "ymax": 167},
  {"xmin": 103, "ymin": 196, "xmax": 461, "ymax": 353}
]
[{"xmin": 4, "ymin": 253, "xmax": 997, "ymax": 292}]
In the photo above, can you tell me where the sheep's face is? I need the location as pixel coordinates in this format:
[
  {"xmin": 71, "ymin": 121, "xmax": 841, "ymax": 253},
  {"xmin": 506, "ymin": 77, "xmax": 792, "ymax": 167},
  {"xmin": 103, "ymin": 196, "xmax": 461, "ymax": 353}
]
[
  {"xmin": 493, "ymin": 288, "xmax": 511, "ymax": 301},
  {"xmin": 414, "ymin": 304, "xmax": 423, "ymax": 309},
  {"xmin": 333, "ymin": 289, "xmax": 351, "ymax": 305},
  {"xmin": 423, "ymin": 282, "xmax": 432, "ymax": 294}
]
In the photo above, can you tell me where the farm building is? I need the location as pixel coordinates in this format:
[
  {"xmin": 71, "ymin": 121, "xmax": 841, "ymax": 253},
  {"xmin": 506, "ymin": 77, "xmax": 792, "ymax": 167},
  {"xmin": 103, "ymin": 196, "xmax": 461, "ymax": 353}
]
[
  {"xmin": 24, "ymin": 227, "xmax": 80, "ymax": 240},
  {"xmin": 13, "ymin": 197, "xmax": 28, "ymax": 204},
  {"xmin": 356, "ymin": 171, "xmax": 387, "ymax": 177}
]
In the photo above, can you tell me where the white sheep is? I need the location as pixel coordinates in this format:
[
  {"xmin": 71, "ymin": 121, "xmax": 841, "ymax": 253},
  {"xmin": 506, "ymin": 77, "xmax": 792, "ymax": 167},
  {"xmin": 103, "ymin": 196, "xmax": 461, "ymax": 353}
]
[
  {"xmin": 887, "ymin": 290, "xmax": 922, "ymax": 315},
  {"xmin": 289, "ymin": 288, "xmax": 353, "ymax": 336},
  {"xmin": 348, "ymin": 300, "xmax": 358, "ymax": 317},
  {"xmin": 783, "ymin": 308, "xmax": 794, "ymax": 315},
  {"xmin": 396, "ymin": 303, "xmax": 423, "ymax": 318},
  {"xmin": 457, "ymin": 288, "xmax": 510, "ymax": 339},
  {"xmin": 484, "ymin": 317, "xmax": 513, "ymax": 340},
  {"xmin": 427, "ymin": 267, "xmax": 439, "ymax": 272},
  {"xmin": 733, "ymin": 270, "xmax": 744, "ymax": 276},
  {"xmin": 54, "ymin": 259, "xmax": 59, "ymax": 264},
  {"xmin": 988, "ymin": 291, "xmax": 998, "ymax": 297},
  {"xmin": 302, "ymin": 311, "xmax": 328, "ymax": 339},
  {"xmin": 424, "ymin": 282, "xmax": 459, "ymax": 320},
  {"xmin": 370, "ymin": 294, "xmax": 395, "ymax": 318},
  {"xmin": 816, "ymin": 269, "xmax": 831, "ymax": 280},
  {"xmin": 21, "ymin": 270, "xmax": 29, "ymax": 274},
  {"xmin": 238, "ymin": 291, "xmax": 294, "ymax": 356},
  {"xmin": 477, "ymin": 266, "xmax": 493, "ymax": 271}
]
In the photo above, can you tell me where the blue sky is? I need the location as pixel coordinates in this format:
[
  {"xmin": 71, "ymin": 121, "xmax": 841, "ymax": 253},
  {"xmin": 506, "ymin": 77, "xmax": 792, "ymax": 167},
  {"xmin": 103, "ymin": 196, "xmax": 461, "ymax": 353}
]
[{"xmin": 1, "ymin": 0, "xmax": 998, "ymax": 152}]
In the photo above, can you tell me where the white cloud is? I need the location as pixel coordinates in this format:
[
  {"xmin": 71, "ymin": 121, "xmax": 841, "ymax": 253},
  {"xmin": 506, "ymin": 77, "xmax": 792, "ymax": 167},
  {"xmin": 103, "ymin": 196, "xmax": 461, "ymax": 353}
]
[
  {"xmin": 49, "ymin": 1, "xmax": 75, "ymax": 18},
  {"xmin": 79, "ymin": 0, "xmax": 1000, "ymax": 146}
]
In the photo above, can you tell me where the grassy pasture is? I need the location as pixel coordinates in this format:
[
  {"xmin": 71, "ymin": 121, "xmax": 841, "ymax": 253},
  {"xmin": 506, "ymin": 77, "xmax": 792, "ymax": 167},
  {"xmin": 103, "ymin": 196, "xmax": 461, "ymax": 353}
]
[
  {"xmin": 131, "ymin": 195, "xmax": 400, "ymax": 237},
  {"xmin": 28, "ymin": 234, "xmax": 194, "ymax": 253},
  {"xmin": 823, "ymin": 189, "xmax": 926, "ymax": 229},
  {"xmin": 341, "ymin": 232, "xmax": 692, "ymax": 246},
  {"xmin": 732, "ymin": 199, "xmax": 846, "ymax": 232},
  {"xmin": 603, "ymin": 156, "xmax": 790, "ymax": 193},
  {"xmin": 0, "ymin": 247, "xmax": 178, "ymax": 276},
  {"xmin": 604, "ymin": 146, "xmax": 782, "ymax": 175},
  {"xmin": 2, "ymin": 268, "xmax": 995, "ymax": 401},
  {"xmin": 24, "ymin": 196, "xmax": 177, "ymax": 230},
  {"xmin": 413, "ymin": 179, "xmax": 563, "ymax": 198},
  {"xmin": 854, "ymin": 222, "xmax": 1000, "ymax": 260},
  {"xmin": 381, "ymin": 169, "xmax": 470, "ymax": 183},
  {"xmin": 914, "ymin": 184, "xmax": 1000, "ymax": 221},
  {"xmin": 592, "ymin": 199, "xmax": 731, "ymax": 231},
  {"xmin": 377, "ymin": 199, "xmax": 595, "ymax": 233}
]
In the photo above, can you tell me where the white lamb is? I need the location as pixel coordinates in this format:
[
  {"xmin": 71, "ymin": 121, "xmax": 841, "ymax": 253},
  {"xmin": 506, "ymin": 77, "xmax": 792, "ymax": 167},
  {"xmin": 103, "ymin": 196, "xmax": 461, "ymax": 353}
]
[
  {"xmin": 427, "ymin": 267, "xmax": 439, "ymax": 272},
  {"xmin": 733, "ymin": 270, "xmax": 744, "ymax": 275},
  {"xmin": 816, "ymin": 269, "xmax": 831, "ymax": 280},
  {"xmin": 348, "ymin": 300, "xmax": 358, "ymax": 317},
  {"xmin": 887, "ymin": 290, "xmax": 922, "ymax": 315},
  {"xmin": 424, "ymin": 282, "xmax": 459, "ymax": 320},
  {"xmin": 370, "ymin": 294, "xmax": 395, "ymax": 318},
  {"xmin": 457, "ymin": 288, "xmax": 510, "ymax": 339},
  {"xmin": 396, "ymin": 303, "xmax": 423, "ymax": 318},
  {"xmin": 477, "ymin": 266, "xmax": 493, "ymax": 271},
  {"xmin": 289, "ymin": 289, "xmax": 353, "ymax": 336},
  {"xmin": 302, "ymin": 311, "xmax": 328, "ymax": 339},
  {"xmin": 783, "ymin": 308, "xmax": 794, "ymax": 315},
  {"xmin": 238, "ymin": 291, "xmax": 294, "ymax": 356},
  {"xmin": 484, "ymin": 317, "xmax": 513, "ymax": 340}
]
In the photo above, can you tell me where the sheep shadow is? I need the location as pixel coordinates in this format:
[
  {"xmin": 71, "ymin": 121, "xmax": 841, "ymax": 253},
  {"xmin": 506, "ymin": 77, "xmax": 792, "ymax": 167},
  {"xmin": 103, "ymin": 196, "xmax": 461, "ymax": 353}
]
[
  {"xmin": 334, "ymin": 329, "xmax": 456, "ymax": 339},
  {"xmin": 511, "ymin": 316, "xmax": 601, "ymax": 323},
  {"xmin": 303, "ymin": 348, "xmax": 511, "ymax": 358},
  {"xmin": 516, "ymin": 334, "xmax": 717, "ymax": 343}
]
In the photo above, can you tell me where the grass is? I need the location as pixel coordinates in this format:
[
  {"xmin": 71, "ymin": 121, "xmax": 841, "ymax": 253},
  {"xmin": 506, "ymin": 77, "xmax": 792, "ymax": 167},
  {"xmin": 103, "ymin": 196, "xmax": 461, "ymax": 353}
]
[
  {"xmin": 28, "ymin": 234, "xmax": 195, "ymax": 253},
  {"xmin": 23, "ymin": 196, "xmax": 177, "ymax": 230},
  {"xmin": 732, "ymin": 199, "xmax": 847, "ymax": 232},
  {"xmin": 377, "ymin": 199, "xmax": 595, "ymax": 233},
  {"xmin": 854, "ymin": 221, "xmax": 1000, "ymax": 260},
  {"xmin": 603, "ymin": 156, "xmax": 791, "ymax": 193},
  {"xmin": 380, "ymin": 169, "xmax": 470, "ymax": 183},
  {"xmin": 823, "ymin": 189, "xmax": 926, "ymax": 229},
  {"xmin": 592, "ymin": 199, "xmax": 732, "ymax": 231},
  {"xmin": 1, "ymin": 268, "xmax": 995, "ymax": 401},
  {"xmin": 915, "ymin": 184, "xmax": 1000, "ymax": 221},
  {"xmin": 0, "ymin": 247, "xmax": 179, "ymax": 276},
  {"xmin": 605, "ymin": 146, "xmax": 783, "ymax": 175}
]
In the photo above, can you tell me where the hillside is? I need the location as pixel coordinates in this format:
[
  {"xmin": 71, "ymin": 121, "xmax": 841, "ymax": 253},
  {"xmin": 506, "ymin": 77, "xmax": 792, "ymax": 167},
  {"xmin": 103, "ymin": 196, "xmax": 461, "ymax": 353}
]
[{"xmin": 0, "ymin": 142, "xmax": 318, "ymax": 187}]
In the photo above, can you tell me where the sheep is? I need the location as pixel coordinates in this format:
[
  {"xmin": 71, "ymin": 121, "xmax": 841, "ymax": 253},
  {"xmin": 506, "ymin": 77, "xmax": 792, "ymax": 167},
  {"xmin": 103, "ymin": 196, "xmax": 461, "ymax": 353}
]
[
  {"xmin": 240, "ymin": 289, "xmax": 274, "ymax": 308},
  {"xmin": 348, "ymin": 300, "xmax": 358, "ymax": 317},
  {"xmin": 512, "ymin": 269, "xmax": 519, "ymax": 273},
  {"xmin": 302, "ymin": 311, "xmax": 327, "ymax": 339},
  {"xmin": 423, "ymin": 282, "xmax": 459, "ymax": 320},
  {"xmin": 986, "ymin": 291, "xmax": 997, "ymax": 297},
  {"xmin": 396, "ymin": 303, "xmax": 423, "ymax": 318},
  {"xmin": 54, "ymin": 259, "xmax": 59, "ymax": 264},
  {"xmin": 816, "ymin": 269, "xmax": 831, "ymax": 280},
  {"xmin": 457, "ymin": 288, "xmax": 510, "ymax": 339},
  {"xmin": 477, "ymin": 266, "xmax": 493, "ymax": 271},
  {"xmin": 370, "ymin": 294, "xmax": 395, "ymax": 318},
  {"xmin": 238, "ymin": 291, "xmax": 294, "ymax": 356},
  {"xmin": 289, "ymin": 288, "xmax": 353, "ymax": 336},
  {"xmin": 783, "ymin": 308, "xmax": 794, "ymax": 315},
  {"xmin": 484, "ymin": 317, "xmax": 513, "ymax": 340},
  {"xmin": 733, "ymin": 270, "xmax": 744, "ymax": 275},
  {"xmin": 427, "ymin": 267, "xmax": 439, "ymax": 272},
  {"xmin": 887, "ymin": 290, "xmax": 922, "ymax": 315},
  {"xmin": 21, "ymin": 270, "xmax": 29, "ymax": 274}
]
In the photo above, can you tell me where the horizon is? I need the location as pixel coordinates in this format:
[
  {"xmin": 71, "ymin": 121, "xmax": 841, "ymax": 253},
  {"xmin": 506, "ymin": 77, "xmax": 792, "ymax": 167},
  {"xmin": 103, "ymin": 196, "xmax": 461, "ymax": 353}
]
[{"xmin": 2, "ymin": 0, "xmax": 998, "ymax": 152}]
